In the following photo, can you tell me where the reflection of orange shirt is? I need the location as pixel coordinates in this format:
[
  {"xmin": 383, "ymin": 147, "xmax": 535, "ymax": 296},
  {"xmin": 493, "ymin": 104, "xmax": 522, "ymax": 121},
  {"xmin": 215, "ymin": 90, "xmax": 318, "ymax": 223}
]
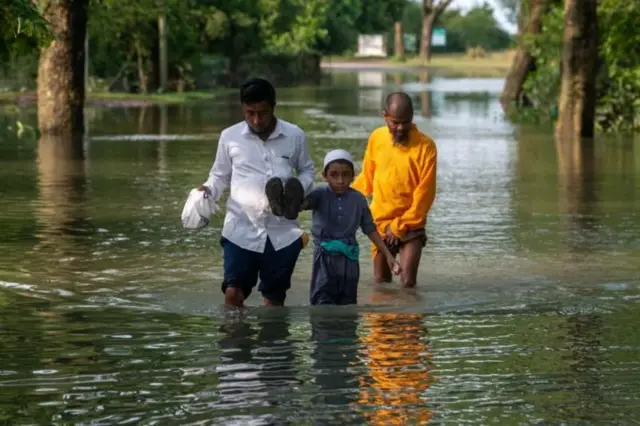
[
  {"xmin": 352, "ymin": 125, "xmax": 437, "ymax": 239},
  {"xmin": 356, "ymin": 313, "xmax": 435, "ymax": 425}
]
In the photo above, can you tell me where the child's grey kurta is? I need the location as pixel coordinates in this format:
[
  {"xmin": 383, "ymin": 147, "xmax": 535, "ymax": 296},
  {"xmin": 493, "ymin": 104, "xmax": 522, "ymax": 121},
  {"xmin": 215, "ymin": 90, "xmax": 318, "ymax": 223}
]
[{"xmin": 306, "ymin": 185, "xmax": 376, "ymax": 305}]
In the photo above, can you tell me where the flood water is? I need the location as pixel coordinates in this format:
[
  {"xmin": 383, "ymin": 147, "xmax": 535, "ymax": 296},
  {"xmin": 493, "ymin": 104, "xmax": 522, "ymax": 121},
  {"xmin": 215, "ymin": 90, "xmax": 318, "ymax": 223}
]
[{"xmin": 1, "ymin": 69, "xmax": 640, "ymax": 424}]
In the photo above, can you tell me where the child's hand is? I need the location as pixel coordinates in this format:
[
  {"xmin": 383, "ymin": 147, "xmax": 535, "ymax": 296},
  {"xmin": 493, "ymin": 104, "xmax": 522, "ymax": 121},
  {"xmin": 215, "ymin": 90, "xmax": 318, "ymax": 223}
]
[{"xmin": 388, "ymin": 257, "xmax": 402, "ymax": 275}]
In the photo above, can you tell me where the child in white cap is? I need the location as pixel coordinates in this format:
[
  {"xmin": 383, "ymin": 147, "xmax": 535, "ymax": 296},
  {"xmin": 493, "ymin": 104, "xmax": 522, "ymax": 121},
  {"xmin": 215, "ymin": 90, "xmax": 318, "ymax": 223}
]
[{"xmin": 266, "ymin": 149, "xmax": 401, "ymax": 305}]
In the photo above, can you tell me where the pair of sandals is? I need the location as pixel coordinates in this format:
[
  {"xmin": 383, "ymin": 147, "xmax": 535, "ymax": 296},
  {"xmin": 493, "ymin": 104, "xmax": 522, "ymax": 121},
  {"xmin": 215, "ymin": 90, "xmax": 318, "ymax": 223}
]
[{"xmin": 265, "ymin": 177, "xmax": 304, "ymax": 220}]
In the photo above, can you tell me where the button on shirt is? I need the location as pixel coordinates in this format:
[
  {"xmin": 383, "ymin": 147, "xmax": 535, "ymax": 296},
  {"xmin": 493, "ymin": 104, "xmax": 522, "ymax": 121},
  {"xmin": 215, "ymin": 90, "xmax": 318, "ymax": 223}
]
[{"xmin": 202, "ymin": 119, "xmax": 315, "ymax": 253}]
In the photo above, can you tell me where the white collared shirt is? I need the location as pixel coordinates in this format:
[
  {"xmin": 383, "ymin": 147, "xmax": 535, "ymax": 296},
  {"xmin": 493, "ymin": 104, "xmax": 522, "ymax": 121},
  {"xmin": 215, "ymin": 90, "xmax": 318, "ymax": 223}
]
[{"xmin": 202, "ymin": 118, "xmax": 315, "ymax": 253}]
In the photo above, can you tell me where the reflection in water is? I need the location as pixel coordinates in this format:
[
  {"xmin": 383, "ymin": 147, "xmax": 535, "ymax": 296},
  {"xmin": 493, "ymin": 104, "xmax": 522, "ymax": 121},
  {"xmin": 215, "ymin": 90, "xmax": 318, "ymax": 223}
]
[
  {"xmin": 0, "ymin": 294, "xmax": 48, "ymax": 420},
  {"xmin": 35, "ymin": 134, "xmax": 92, "ymax": 254},
  {"xmin": 418, "ymin": 71, "xmax": 433, "ymax": 118},
  {"xmin": 158, "ymin": 105, "xmax": 168, "ymax": 174},
  {"xmin": 562, "ymin": 313, "xmax": 605, "ymax": 420},
  {"xmin": 358, "ymin": 71, "xmax": 385, "ymax": 112},
  {"xmin": 216, "ymin": 312, "xmax": 298, "ymax": 424},
  {"xmin": 357, "ymin": 313, "xmax": 434, "ymax": 425},
  {"xmin": 555, "ymin": 137, "xmax": 598, "ymax": 253},
  {"xmin": 310, "ymin": 312, "xmax": 363, "ymax": 424},
  {"xmin": 354, "ymin": 69, "xmax": 433, "ymax": 119},
  {"xmin": 538, "ymin": 312, "xmax": 606, "ymax": 422},
  {"xmin": 138, "ymin": 106, "xmax": 149, "ymax": 134}
]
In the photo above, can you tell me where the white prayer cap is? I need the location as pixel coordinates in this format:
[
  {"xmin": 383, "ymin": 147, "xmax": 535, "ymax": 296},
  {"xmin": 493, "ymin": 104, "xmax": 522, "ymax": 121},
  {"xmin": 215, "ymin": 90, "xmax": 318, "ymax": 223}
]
[{"xmin": 323, "ymin": 149, "xmax": 354, "ymax": 170}]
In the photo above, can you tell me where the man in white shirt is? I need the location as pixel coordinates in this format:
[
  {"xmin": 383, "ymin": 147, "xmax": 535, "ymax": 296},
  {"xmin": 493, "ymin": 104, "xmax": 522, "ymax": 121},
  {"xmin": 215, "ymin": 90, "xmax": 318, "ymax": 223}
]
[{"xmin": 198, "ymin": 77, "xmax": 315, "ymax": 307}]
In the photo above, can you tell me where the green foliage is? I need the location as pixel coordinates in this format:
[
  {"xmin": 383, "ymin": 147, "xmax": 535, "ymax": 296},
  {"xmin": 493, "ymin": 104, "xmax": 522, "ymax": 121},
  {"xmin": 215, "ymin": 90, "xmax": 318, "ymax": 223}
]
[
  {"xmin": 394, "ymin": 3, "xmax": 514, "ymax": 56},
  {"xmin": 513, "ymin": 1, "xmax": 640, "ymax": 132},
  {"xmin": 0, "ymin": 0, "xmax": 51, "ymax": 92},
  {"xmin": 519, "ymin": 5, "xmax": 563, "ymax": 122},
  {"xmin": 315, "ymin": 0, "xmax": 361, "ymax": 55},
  {"xmin": 257, "ymin": 0, "xmax": 328, "ymax": 55},
  {"xmin": 596, "ymin": 0, "xmax": 640, "ymax": 132},
  {"xmin": 437, "ymin": 4, "xmax": 514, "ymax": 54},
  {"xmin": 86, "ymin": 0, "xmax": 328, "ymax": 89},
  {"xmin": 318, "ymin": 0, "xmax": 407, "ymax": 55},
  {"xmin": 0, "ymin": 0, "xmax": 634, "ymax": 137},
  {"xmin": 0, "ymin": 0, "xmax": 51, "ymax": 87},
  {"xmin": 0, "ymin": 0, "xmax": 51, "ymax": 55}
]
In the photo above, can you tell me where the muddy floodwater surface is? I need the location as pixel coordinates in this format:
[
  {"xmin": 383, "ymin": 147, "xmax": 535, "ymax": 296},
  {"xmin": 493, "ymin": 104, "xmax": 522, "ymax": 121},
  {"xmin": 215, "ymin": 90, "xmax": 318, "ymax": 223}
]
[{"xmin": 1, "ymin": 70, "xmax": 639, "ymax": 424}]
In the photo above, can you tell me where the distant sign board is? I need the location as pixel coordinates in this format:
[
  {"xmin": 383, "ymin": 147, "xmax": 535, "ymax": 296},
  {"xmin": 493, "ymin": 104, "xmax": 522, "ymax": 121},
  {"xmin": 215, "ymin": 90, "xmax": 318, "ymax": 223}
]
[
  {"xmin": 432, "ymin": 28, "xmax": 447, "ymax": 47},
  {"xmin": 356, "ymin": 35, "xmax": 387, "ymax": 57},
  {"xmin": 403, "ymin": 34, "xmax": 417, "ymax": 52}
]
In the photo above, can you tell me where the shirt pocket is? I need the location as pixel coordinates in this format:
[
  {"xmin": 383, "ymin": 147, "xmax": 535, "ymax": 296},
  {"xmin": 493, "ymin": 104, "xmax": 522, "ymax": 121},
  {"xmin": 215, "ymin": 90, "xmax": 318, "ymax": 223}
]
[{"xmin": 269, "ymin": 148, "xmax": 295, "ymax": 178}]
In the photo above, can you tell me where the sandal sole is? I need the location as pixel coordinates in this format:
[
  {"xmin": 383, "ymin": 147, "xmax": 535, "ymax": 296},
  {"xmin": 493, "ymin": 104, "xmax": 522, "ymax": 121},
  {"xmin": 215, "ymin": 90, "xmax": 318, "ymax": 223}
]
[
  {"xmin": 283, "ymin": 178, "xmax": 304, "ymax": 220},
  {"xmin": 265, "ymin": 177, "xmax": 285, "ymax": 216}
]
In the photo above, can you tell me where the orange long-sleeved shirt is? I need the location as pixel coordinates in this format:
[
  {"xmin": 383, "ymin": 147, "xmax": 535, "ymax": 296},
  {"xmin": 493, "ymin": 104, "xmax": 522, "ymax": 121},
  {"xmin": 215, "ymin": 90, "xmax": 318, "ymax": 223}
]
[{"xmin": 352, "ymin": 125, "xmax": 437, "ymax": 239}]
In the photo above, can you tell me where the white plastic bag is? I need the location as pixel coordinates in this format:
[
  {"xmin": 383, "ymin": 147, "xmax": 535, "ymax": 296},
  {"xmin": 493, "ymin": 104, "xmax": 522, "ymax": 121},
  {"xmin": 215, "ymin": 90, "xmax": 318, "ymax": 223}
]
[{"xmin": 181, "ymin": 188, "xmax": 220, "ymax": 230}]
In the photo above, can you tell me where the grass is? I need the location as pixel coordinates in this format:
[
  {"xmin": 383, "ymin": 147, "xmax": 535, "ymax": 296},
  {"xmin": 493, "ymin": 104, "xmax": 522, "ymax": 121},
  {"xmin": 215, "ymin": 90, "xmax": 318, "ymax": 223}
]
[
  {"xmin": 0, "ymin": 89, "xmax": 235, "ymax": 106},
  {"xmin": 92, "ymin": 90, "xmax": 234, "ymax": 103},
  {"xmin": 321, "ymin": 50, "xmax": 515, "ymax": 77}
]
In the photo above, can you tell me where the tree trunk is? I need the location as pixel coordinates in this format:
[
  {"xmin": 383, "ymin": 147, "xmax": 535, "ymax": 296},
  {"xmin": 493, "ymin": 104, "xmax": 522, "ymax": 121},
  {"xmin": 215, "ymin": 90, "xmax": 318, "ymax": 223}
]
[
  {"xmin": 135, "ymin": 39, "xmax": 148, "ymax": 94},
  {"xmin": 394, "ymin": 21, "xmax": 405, "ymax": 58},
  {"xmin": 37, "ymin": 0, "xmax": 89, "ymax": 143},
  {"xmin": 500, "ymin": 0, "xmax": 548, "ymax": 109},
  {"xmin": 419, "ymin": 15, "xmax": 435, "ymax": 61},
  {"xmin": 157, "ymin": 4, "xmax": 168, "ymax": 92},
  {"xmin": 555, "ymin": 0, "xmax": 598, "ymax": 141},
  {"xmin": 419, "ymin": 0, "xmax": 453, "ymax": 61},
  {"xmin": 84, "ymin": 30, "xmax": 89, "ymax": 92}
]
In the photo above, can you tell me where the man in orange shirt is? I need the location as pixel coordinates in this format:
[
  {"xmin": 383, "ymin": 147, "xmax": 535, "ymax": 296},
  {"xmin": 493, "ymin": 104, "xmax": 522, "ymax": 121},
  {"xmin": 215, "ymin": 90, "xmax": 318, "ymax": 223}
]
[{"xmin": 352, "ymin": 92, "xmax": 437, "ymax": 287}]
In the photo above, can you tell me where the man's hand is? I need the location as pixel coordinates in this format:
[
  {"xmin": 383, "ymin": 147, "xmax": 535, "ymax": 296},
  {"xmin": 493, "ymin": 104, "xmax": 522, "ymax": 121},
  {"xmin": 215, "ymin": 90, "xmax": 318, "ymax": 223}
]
[
  {"xmin": 384, "ymin": 226, "xmax": 399, "ymax": 247},
  {"xmin": 387, "ymin": 257, "xmax": 402, "ymax": 275},
  {"xmin": 198, "ymin": 185, "xmax": 212, "ymax": 196}
]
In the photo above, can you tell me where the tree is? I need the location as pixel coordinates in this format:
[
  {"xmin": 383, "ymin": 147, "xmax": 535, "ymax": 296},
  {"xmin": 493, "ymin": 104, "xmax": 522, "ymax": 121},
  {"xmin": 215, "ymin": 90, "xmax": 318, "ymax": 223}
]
[
  {"xmin": 596, "ymin": 0, "xmax": 640, "ymax": 131},
  {"xmin": 316, "ymin": 0, "xmax": 361, "ymax": 55},
  {"xmin": 499, "ymin": 0, "xmax": 551, "ymax": 109},
  {"xmin": 555, "ymin": 0, "xmax": 598, "ymax": 141},
  {"xmin": 257, "ymin": 0, "xmax": 328, "ymax": 55},
  {"xmin": 37, "ymin": 0, "xmax": 89, "ymax": 147},
  {"xmin": 496, "ymin": 0, "xmax": 521, "ymax": 28},
  {"xmin": 438, "ymin": 4, "xmax": 513, "ymax": 52},
  {"xmin": 419, "ymin": 0, "xmax": 455, "ymax": 61},
  {"xmin": 0, "ymin": 0, "xmax": 51, "ymax": 88},
  {"xmin": 0, "ymin": 0, "xmax": 51, "ymax": 56},
  {"xmin": 388, "ymin": 0, "xmax": 408, "ymax": 57}
]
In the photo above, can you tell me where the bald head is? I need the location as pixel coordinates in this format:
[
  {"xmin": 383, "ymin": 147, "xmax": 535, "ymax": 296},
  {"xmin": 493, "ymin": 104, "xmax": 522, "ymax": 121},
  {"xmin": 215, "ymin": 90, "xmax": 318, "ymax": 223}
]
[
  {"xmin": 385, "ymin": 92, "xmax": 414, "ymax": 117},
  {"xmin": 383, "ymin": 92, "xmax": 414, "ymax": 143}
]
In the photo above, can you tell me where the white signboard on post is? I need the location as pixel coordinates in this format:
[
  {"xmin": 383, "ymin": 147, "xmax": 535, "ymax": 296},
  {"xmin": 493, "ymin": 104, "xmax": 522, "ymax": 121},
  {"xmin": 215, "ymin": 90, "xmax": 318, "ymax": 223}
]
[
  {"xmin": 432, "ymin": 28, "xmax": 447, "ymax": 47},
  {"xmin": 356, "ymin": 35, "xmax": 387, "ymax": 57}
]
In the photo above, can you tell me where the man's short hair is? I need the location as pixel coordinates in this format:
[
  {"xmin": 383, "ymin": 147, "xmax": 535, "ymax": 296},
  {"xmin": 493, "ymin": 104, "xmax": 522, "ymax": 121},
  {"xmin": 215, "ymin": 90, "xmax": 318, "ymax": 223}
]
[
  {"xmin": 240, "ymin": 77, "xmax": 276, "ymax": 107},
  {"xmin": 385, "ymin": 91, "xmax": 414, "ymax": 113}
]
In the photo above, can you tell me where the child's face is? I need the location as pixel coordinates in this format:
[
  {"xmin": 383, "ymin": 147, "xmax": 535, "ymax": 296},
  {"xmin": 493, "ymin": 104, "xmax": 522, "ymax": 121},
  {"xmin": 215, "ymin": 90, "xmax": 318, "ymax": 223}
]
[{"xmin": 323, "ymin": 161, "xmax": 354, "ymax": 194}]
